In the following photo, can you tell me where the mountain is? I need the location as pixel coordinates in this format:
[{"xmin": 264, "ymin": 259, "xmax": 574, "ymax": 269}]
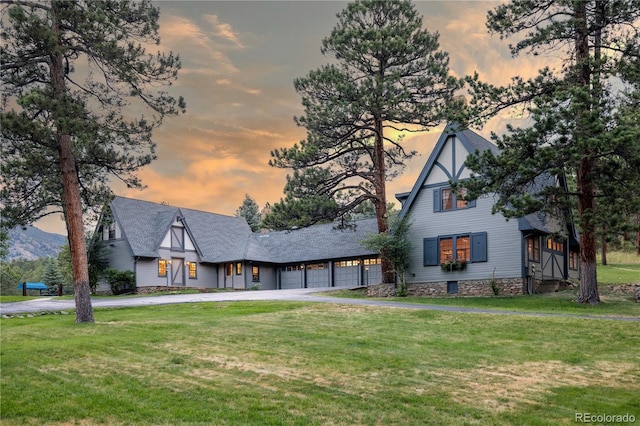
[{"xmin": 6, "ymin": 226, "xmax": 67, "ymax": 262}]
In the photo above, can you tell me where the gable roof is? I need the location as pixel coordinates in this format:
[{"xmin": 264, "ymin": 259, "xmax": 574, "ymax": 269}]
[
  {"xmin": 109, "ymin": 196, "xmax": 380, "ymax": 264},
  {"xmin": 398, "ymin": 123, "xmax": 497, "ymax": 219},
  {"xmin": 110, "ymin": 196, "xmax": 251, "ymax": 261},
  {"xmin": 246, "ymin": 219, "xmax": 380, "ymax": 264}
]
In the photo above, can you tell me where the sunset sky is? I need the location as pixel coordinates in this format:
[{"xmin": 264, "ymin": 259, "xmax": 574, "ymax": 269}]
[{"xmin": 37, "ymin": 0, "xmax": 549, "ymax": 235}]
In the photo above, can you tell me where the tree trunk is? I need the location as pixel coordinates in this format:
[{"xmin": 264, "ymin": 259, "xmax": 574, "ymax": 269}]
[
  {"xmin": 637, "ymin": 214, "xmax": 640, "ymax": 256},
  {"xmin": 51, "ymin": 3, "xmax": 94, "ymax": 322},
  {"xmin": 601, "ymin": 226, "xmax": 607, "ymax": 266},
  {"xmin": 373, "ymin": 117, "xmax": 393, "ymax": 283},
  {"xmin": 574, "ymin": 1, "xmax": 599, "ymax": 304}
]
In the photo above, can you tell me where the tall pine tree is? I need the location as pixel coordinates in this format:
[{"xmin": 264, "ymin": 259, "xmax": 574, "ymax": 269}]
[
  {"xmin": 269, "ymin": 0, "xmax": 460, "ymax": 281},
  {"xmin": 463, "ymin": 0, "xmax": 640, "ymax": 304},
  {"xmin": 1, "ymin": 1, "xmax": 185, "ymax": 321}
]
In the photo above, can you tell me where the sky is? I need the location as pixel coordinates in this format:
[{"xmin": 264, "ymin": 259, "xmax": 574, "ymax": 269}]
[{"xmin": 36, "ymin": 0, "xmax": 549, "ymax": 235}]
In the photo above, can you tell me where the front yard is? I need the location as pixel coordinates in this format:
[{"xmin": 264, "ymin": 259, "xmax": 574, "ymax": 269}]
[{"xmin": 2, "ymin": 300, "xmax": 638, "ymax": 425}]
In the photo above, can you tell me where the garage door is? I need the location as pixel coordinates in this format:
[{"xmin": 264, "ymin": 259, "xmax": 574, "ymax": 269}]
[
  {"xmin": 333, "ymin": 260, "xmax": 360, "ymax": 287},
  {"xmin": 363, "ymin": 258, "xmax": 382, "ymax": 285},
  {"xmin": 306, "ymin": 263, "xmax": 329, "ymax": 288},
  {"xmin": 280, "ymin": 265, "xmax": 303, "ymax": 289}
]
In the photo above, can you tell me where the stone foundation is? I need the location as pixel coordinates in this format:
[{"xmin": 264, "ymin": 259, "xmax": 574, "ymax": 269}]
[{"xmin": 367, "ymin": 278, "xmax": 524, "ymax": 298}]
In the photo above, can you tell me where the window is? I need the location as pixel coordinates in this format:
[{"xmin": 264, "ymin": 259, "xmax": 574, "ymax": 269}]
[
  {"xmin": 434, "ymin": 186, "xmax": 475, "ymax": 212},
  {"xmin": 424, "ymin": 232, "xmax": 487, "ymax": 266},
  {"xmin": 225, "ymin": 263, "xmax": 233, "ymax": 276},
  {"xmin": 527, "ymin": 237, "xmax": 540, "ymax": 262},
  {"xmin": 252, "ymin": 266, "xmax": 260, "ymax": 282},
  {"xmin": 363, "ymin": 258, "xmax": 381, "ymax": 266},
  {"xmin": 158, "ymin": 259, "xmax": 168, "ymax": 277},
  {"xmin": 187, "ymin": 262, "xmax": 197, "ymax": 279},
  {"xmin": 236, "ymin": 262, "xmax": 242, "ymax": 275},
  {"xmin": 569, "ymin": 251, "xmax": 579, "ymax": 270},
  {"xmin": 442, "ymin": 188, "xmax": 453, "ymax": 211},
  {"xmin": 440, "ymin": 237, "xmax": 453, "ymax": 262},
  {"xmin": 108, "ymin": 222, "xmax": 116, "ymax": 240},
  {"xmin": 546, "ymin": 238, "xmax": 564, "ymax": 252},
  {"xmin": 456, "ymin": 236, "xmax": 470, "ymax": 261},
  {"xmin": 447, "ymin": 281, "xmax": 458, "ymax": 294},
  {"xmin": 456, "ymin": 188, "xmax": 469, "ymax": 209}
]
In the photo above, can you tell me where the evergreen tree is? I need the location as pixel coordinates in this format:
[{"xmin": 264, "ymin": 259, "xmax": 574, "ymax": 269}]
[
  {"xmin": 1, "ymin": 1, "xmax": 185, "ymax": 321},
  {"xmin": 269, "ymin": 0, "xmax": 460, "ymax": 281},
  {"xmin": 463, "ymin": 1, "xmax": 640, "ymax": 304},
  {"xmin": 235, "ymin": 194, "xmax": 262, "ymax": 232},
  {"xmin": 42, "ymin": 257, "xmax": 65, "ymax": 295}
]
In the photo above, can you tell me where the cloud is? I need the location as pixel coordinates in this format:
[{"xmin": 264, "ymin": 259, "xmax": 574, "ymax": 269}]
[{"xmin": 204, "ymin": 14, "xmax": 244, "ymax": 48}]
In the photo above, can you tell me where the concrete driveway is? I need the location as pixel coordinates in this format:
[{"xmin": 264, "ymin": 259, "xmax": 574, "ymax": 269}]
[{"xmin": 2, "ymin": 287, "xmax": 639, "ymax": 321}]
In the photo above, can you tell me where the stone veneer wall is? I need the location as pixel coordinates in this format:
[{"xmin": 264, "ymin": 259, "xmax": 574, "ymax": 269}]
[{"xmin": 367, "ymin": 278, "xmax": 524, "ymax": 298}]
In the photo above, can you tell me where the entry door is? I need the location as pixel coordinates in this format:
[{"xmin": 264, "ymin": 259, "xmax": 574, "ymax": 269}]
[{"xmin": 171, "ymin": 258, "xmax": 185, "ymax": 286}]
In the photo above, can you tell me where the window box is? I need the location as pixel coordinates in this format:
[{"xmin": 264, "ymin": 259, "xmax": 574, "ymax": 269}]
[{"xmin": 441, "ymin": 259, "xmax": 467, "ymax": 272}]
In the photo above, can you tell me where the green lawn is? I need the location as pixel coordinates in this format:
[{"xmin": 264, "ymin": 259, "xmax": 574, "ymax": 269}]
[{"xmin": 2, "ymin": 301, "xmax": 639, "ymax": 425}]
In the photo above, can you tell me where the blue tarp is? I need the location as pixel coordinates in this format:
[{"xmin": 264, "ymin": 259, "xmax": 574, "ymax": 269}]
[{"xmin": 18, "ymin": 282, "xmax": 48, "ymax": 290}]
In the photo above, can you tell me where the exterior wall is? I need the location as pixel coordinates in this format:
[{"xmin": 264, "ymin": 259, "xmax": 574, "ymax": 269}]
[
  {"xmin": 252, "ymin": 264, "xmax": 277, "ymax": 290},
  {"xmin": 405, "ymin": 188, "xmax": 523, "ymax": 283},
  {"xmin": 368, "ymin": 278, "xmax": 524, "ymax": 297}
]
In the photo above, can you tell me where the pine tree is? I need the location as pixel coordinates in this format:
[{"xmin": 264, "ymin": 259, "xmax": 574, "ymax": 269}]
[
  {"xmin": 464, "ymin": 0, "xmax": 640, "ymax": 304},
  {"xmin": 1, "ymin": 1, "xmax": 185, "ymax": 321},
  {"xmin": 42, "ymin": 257, "xmax": 65, "ymax": 295},
  {"xmin": 235, "ymin": 194, "xmax": 262, "ymax": 232},
  {"xmin": 269, "ymin": 0, "xmax": 460, "ymax": 281}
]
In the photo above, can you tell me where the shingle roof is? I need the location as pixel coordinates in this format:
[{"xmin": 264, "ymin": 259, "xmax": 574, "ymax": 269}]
[
  {"xmin": 247, "ymin": 219, "xmax": 380, "ymax": 264},
  {"xmin": 110, "ymin": 196, "xmax": 251, "ymax": 261},
  {"xmin": 110, "ymin": 196, "xmax": 380, "ymax": 264}
]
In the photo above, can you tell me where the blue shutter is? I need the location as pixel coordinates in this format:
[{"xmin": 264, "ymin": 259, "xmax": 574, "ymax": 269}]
[
  {"xmin": 423, "ymin": 238, "xmax": 439, "ymax": 266},
  {"xmin": 433, "ymin": 189, "xmax": 441, "ymax": 212},
  {"xmin": 471, "ymin": 232, "xmax": 487, "ymax": 263}
]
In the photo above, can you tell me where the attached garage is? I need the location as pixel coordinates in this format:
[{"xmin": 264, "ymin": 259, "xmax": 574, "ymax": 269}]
[
  {"xmin": 306, "ymin": 263, "xmax": 330, "ymax": 288},
  {"xmin": 362, "ymin": 258, "xmax": 382, "ymax": 285},
  {"xmin": 333, "ymin": 260, "xmax": 361, "ymax": 287},
  {"xmin": 280, "ymin": 265, "xmax": 304, "ymax": 289}
]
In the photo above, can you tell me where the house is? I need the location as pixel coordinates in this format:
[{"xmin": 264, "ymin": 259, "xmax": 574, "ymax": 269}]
[
  {"xmin": 95, "ymin": 124, "xmax": 579, "ymax": 296},
  {"xmin": 95, "ymin": 196, "xmax": 382, "ymax": 293},
  {"xmin": 380, "ymin": 123, "xmax": 580, "ymax": 297}
]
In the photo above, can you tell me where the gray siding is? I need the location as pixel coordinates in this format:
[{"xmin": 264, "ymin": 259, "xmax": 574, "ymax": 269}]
[{"xmin": 406, "ymin": 187, "xmax": 522, "ymax": 283}]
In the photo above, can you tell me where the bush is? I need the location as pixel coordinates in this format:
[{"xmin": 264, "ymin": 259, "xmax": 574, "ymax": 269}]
[{"xmin": 104, "ymin": 269, "xmax": 136, "ymax": 295}]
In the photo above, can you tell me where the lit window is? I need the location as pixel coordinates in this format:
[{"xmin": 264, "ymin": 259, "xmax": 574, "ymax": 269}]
[
  {"xmin": 236, "ymin": 262, "xmax": 242, "ymax": 275},
  {"xmin": 440, "ymin": 237, "xmax": 453, "ymax": 262},
  {"xmin": 158, "ymin": 259, "xmax": 168, "ymax": 277},
  {"xmin": 528, "ymin": 237, "xmax": 540, "ymax": 262},
  {"xmin": 456, "ymin": 188, "xmax": 468, "ymax": 209},
  {"xmin": 442, "ymin": 188, "xmax": 453, "ymax": 211},
  {"xmin": 187, "ymin": 262, "xmax": 197, "ymax": 279},
  {"xmin": 456, "ymin": 236, "xmax": 470, "ymax": 261},
  {"xmin": 252, "ymin": 266, "xmax": 259, "ymax": 282},
  {"xmin": 547, "ymin": 238, "xmax": 564, "ymax": 252},
  {"xmin": 569, "ymin": 251, "xmax": 579, "ymax": 270},
  {"xmin": 226, "ymin": 263, "xmax": 233, "ymax": 276}
]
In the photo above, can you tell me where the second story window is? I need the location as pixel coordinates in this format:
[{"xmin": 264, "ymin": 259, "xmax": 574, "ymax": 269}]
[
  {"xmin": 434, "ymin": 186, "xmax": 475, "ymax": 212},
  {"xmin": 108, "ymin": 222, "xmax": 116, "ymax": 240}
]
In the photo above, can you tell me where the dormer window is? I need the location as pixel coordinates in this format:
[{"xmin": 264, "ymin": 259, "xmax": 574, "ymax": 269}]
[{"xmin": 108, "ymin": 222, "xmax": 116, "ymax": 240}]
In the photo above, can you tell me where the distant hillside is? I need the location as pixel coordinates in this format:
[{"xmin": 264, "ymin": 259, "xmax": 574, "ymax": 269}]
[{"xmin": 6, "ymin": 226, "xmax": 67, "ymax": 262}]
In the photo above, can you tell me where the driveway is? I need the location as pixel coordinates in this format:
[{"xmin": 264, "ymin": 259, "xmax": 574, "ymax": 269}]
[{"xmin": 2, "ymin": 287, "xmax": 639, "ymax": 321}]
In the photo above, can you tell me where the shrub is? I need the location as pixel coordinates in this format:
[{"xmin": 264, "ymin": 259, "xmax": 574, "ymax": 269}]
[{"xmin": 104, "ymin": 269, "xmax": 136, "ymax": 295}]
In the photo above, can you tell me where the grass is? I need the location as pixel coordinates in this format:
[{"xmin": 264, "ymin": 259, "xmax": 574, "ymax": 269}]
[
  {"xmin": 327, "ymin": 288, "xmax": 640, "ymax": 317},
  {"xmin": 0, "ymin": 295, "xmax": 40, "ymax": 303},
  {"xmin": 2, "ymin": 301, "xmax": 639, "ymax": 425},
  {"xmin": 597, "ymin": 251, "xmax": 640, "ymax": 285}
]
